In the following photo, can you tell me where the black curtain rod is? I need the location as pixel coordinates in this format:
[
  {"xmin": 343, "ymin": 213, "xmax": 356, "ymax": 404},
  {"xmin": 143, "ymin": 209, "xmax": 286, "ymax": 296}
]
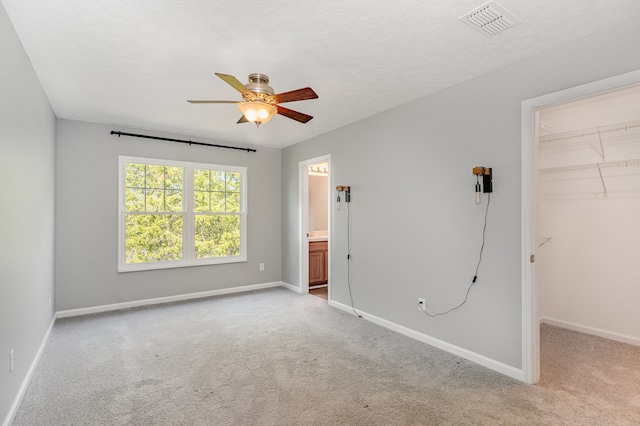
[{"xmin": 110, "ymin": 131, "xmax": 257, "ymax": 153}]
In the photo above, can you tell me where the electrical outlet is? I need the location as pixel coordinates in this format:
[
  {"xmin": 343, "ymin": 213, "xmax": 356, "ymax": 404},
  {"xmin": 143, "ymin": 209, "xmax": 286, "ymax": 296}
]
[
  {"xmin": 48, "ymin": 293, "xmax": 52, "ymax": 308},
  {"xmin": 259, "ymin": 263, "xmax": 265, "ymax": 271},
  {"xmin": 418, "ymin": 298, "xmax": 426, "ymax": 311},
  {"xmin": 10, "ymin": 349, "xmax": 14, "ymax": 372}
]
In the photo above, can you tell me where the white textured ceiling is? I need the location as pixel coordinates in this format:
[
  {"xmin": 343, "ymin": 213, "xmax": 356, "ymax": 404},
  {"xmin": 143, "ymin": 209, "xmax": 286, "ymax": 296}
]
[{"xmin": 3, "ymin": 0, "xmax": 640, "ymax": 148}]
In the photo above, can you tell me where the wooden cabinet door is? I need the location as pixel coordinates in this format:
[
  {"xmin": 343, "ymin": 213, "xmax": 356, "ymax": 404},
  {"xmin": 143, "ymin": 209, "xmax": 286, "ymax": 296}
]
[
  {"xmin": 309, "ymin": 241, "xmax": 328, "ymax": 285},
  {"xmin": 309, "ymin": 251, "xmax": 325, "ymax": 285}
]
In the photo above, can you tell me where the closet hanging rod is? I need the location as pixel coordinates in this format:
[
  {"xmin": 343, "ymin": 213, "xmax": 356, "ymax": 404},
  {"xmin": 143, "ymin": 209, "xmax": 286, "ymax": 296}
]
[
  {"xmin": 110, "ymin": 131, "xmax": 257, "ymax": 153},
  {"xmin": 539, "ymin": 119, "xmax": 640, "ymax": 143},
  {"xmin": 539, "ymin": 158, "xmax": 640, "ymax": 174}
]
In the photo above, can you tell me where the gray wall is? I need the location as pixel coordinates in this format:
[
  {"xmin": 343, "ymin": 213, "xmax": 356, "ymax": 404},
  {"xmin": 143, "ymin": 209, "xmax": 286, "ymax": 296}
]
[
  {"xmin": 55, "ymin": 120, "xmax": 281, "ymax": 310},
  {"xmin": 282, "ymin": 17, "xmax": 640, "ymax": 369},
  {"xmin": 0, "ymin": 4, "xmax": 56, "ymax": 422}
]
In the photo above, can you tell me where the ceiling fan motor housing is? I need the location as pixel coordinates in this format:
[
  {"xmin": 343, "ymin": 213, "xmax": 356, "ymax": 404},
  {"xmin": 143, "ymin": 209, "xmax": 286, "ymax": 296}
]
[{"xmin": 245, "ymin": 73, "xmax": 274, "ymax": 96}]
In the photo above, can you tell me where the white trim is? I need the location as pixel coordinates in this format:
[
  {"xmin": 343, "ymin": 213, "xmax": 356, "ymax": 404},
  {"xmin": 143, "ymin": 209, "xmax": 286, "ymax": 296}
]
[
  {"xmin": 541, "ymin": 317, "xmax": 640, "ymax": 348},
  {"xmin": 3, "ymin": 316, "xmax": 56, "ymax": 426},
  {"xmin": 299, "ymin": 161, "xmax": 310, "ymax": 294},
  {"xmin": 280, "ymin": 281, "xmax": 303, "ymax": 294},
  {"xmin": 521, "ymin": 69, "xmax": 640, "ymax": 385},
  {"xmin": 56, "ymin": 281, "xmax": 284, "ymax": 318},
  {"xmin": 298, "ymin": 155, "xmax": 332, "ymax": 297},
  {"xmin": 520, "ymin": 102, "xmax": 539, "ymax": 385},
  {"xmin": 329, "ymin": 300, "xmax": 523, "ymax": 381}
]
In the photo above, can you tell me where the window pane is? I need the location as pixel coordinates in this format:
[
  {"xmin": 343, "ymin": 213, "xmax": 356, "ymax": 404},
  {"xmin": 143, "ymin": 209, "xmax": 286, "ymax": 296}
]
[
  {"xmin": 194, "ymin": 169, "xmax": 209, "ymax": 191},
  {"xmin": 194, "ymin": 190, "xmax": 209, "ymax": 212},
  {"xmin": 226, "ymin": 172, "xmax": 240, "ymax": 192},
  {"xmin": 226, "ymin": 192, "xmax": 240, "ymax": 212},
  {"xmin": 165, "ymin": 189, "xmax": 182, "ymax": 212},
  {"xmin": 145, "ymin": 188, "xmax": 164, "ymax": 212},
  {"xmin": 125, "ymin": 163, "xmax": 183, "ymax": 212},
  {"xmin": 211, "ymin": 192, "xmax": 225, "ymax": 212},
  {"xmin": 125, "ymin": 188, "xmax": 145, "ymax": 211},
  {"xmin": 194, "ymin": 215, "xmax": 240, "ymax": 258},
  {"xmin": 165, "ymin": 166, "xmax": 183, "ymax": 190},
  {"xmin": 145, "ymin": 165, "xmax": 165, "ymax": 189},
  {"xmin": 125, "ymin": 214, "xmax": 183, "ymax": 263},
  {"xmin": 193, "ymin": 169, "xmax": 241, "ymax": 213},
  {"xmin": 125, "ymin": 163, "xmax": 146, "ymax": 188},
  {"xmin": 210, "ymin": 170, "xmax": 225, "ymax": 191}
]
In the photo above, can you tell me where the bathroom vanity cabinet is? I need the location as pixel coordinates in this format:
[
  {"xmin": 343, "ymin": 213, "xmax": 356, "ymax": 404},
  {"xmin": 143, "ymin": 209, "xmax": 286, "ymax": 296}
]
[{"xmin": 309, "ymin": 240, "xmax": 328, "ymax": 286}]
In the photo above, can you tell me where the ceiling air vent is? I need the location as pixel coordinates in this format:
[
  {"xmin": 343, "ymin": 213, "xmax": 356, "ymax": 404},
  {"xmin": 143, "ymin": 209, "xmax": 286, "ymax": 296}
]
[{"xmin": 460, "ymin": 1, "xmax": 520, "ymax": 37}]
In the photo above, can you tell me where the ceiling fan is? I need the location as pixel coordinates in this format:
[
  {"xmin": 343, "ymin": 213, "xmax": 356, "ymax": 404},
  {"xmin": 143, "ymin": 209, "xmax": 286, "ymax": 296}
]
[{"xmin": 188, "ymin": 73, "xmax": 318, "ymax": 126}]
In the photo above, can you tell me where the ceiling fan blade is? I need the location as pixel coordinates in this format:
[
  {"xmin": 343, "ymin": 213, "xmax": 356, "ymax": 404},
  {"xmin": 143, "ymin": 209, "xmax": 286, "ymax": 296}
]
[
  {"xmin": 273, "ymin": 87, "xmax": 318, "ymax": 104},
  {"xmin": 187, "ymin": 100, "xmax": 239, "ymax": 104},
  {"xmin": 237, "ymin": 115, "xmax": 249, "ymax": 124},
  {"xmin": 276, "ymin": 105, "xmax": 313, "ymax": 123},
  {"xmin": 215, "ymin": 73, "xmax": 249, "ymax": 95}
]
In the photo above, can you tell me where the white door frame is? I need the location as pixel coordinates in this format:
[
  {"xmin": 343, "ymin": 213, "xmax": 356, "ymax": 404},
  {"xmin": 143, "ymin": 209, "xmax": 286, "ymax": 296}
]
[
  {"xmin": 521, "ymin": 69, "xmax": 640, "ymax": 384},
  {"xmin": 299, "ymin": 154, "xmax": 332, "ymax": 297}
]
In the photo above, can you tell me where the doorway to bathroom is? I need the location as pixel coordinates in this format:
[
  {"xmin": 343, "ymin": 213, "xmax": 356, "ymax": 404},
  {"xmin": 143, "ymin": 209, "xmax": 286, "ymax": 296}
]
[{"xmin": 299, "ymin": 155, "xmax": 331, "ymax": 301}]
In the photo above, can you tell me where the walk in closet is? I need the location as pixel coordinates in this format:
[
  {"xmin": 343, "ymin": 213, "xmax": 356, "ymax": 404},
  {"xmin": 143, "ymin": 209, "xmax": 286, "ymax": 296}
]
[{"xmin": 537, "ymin": 84, "xmax": 640, "ymax": 345}]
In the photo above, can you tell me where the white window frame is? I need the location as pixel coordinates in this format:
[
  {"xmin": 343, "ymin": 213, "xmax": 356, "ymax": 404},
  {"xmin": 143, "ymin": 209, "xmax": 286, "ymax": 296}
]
[{"xmin": 118, "ymin": 156, "xmax": 247, "ymax": 272}]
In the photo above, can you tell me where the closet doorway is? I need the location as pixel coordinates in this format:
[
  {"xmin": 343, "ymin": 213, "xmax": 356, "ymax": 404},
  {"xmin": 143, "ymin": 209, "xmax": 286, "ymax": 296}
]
[
  {"xmin": 537, "ymin": 84, "xmax": 640, "ymax": 342},
  {"xmin": 299, "ymin": 155, "xmax": 331, "ymax": 301},
  {"xmin": 521, "ymin": 69, "xmax": 640, "ymax": 384},
  {"xmin": 534, "ymin": 82, "xmax": 640, "ymax": 401}
]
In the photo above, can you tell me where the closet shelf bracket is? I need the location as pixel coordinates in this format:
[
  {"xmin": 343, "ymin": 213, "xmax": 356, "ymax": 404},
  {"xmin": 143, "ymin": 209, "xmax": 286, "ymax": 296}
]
[
  {"xmin": 597, "ymin": 130, "xmax": 606, "ymax": 162},
  {"xmin": 596, "ymin": 163, "xmax": 608, "ymax": 197},
  {"xmin": 538, "ymin": 237, "xmax": 553, "ymax": 247}
]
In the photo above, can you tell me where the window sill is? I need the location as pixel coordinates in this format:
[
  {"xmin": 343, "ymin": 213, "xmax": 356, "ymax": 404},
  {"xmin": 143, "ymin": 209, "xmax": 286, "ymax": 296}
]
[{"xmin": 118, "ymin": 257, "xmax": 247, "ymax": 273}]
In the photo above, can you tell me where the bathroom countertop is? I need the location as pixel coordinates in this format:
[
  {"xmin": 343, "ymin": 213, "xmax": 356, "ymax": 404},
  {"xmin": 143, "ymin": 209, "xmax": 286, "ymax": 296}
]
[{"xmin": 308, "ymin": 231, "xmax": 328, "ymax": 242}]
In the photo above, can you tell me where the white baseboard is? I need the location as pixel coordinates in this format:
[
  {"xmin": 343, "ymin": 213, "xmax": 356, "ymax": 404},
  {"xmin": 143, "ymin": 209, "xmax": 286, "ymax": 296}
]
[
  {"xmin": 3, "ymin": 316, "xmax": 56, "ymax": 426},
  {"xmin": 56, "ymin": 281, "xmax": 286, "ymax": 318},
  {"xmin": 280, "ymin": 281, "xmax": 303, "ymax": 294},
  {"xmin": 540, "ymin": 317, "xmax": 640, "ymax": 347},
  {"xmin": 329, "ymin": 300, "xmax": 524, "ymax": 382}
]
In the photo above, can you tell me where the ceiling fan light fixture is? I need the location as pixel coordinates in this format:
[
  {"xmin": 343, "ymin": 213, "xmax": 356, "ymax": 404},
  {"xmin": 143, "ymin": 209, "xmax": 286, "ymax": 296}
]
[{"xmin": 238, "ymin": 101, "xmax": 276, "ymax": 125}]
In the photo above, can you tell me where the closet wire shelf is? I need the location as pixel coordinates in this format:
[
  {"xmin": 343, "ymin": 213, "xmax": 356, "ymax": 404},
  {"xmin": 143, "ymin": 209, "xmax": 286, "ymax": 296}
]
[
  {"xmin": 539, "ymin": 119, "xmax": 640, "ymax": 196},
  {"xmin": 539, "ymin": 119, "xmax": 640, "ymax": 143},
  {"xmin": 539, "ymin": 158, "xmax": 640, "ymax": 174},
  {"xmin": 539, "ymin": 160, "xmax": 640, "ymax": 197}
]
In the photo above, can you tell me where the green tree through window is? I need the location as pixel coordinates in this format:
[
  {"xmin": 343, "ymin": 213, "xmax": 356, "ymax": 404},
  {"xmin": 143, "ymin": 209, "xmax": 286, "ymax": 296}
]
[
  {"xmin": 193, "ymin": 169, "xmax": 241, "ymax": 258},
  {"xmin": 119, "ymin": 157, "xmax": 247, "ymax": 272},
  {"xmin": 124, "ymin": 163, "xmax": 184, "ymax": 263}
]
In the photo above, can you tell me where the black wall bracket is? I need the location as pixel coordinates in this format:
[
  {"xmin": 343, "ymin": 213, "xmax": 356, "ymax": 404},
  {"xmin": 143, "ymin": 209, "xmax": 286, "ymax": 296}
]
[{"xmin": 483, "ymin": 167, "xmax": 493, "ymax": 193}]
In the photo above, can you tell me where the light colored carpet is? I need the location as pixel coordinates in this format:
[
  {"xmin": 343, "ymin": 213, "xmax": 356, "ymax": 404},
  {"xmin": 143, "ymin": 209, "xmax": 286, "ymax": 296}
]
[
  {"xmin": 539, "ymin": 323, "xmax": 640, "ymax": 421},
  {"xmin": 12, "ymin": 287, "xmax": 640, "ymax": 425}
]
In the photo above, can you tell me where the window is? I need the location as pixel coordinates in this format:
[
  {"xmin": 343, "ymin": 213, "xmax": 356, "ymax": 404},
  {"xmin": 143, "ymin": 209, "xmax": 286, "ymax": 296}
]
[{"xmin": 118, "ymin": 156, "xmax": 247, "ymax": 272}]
